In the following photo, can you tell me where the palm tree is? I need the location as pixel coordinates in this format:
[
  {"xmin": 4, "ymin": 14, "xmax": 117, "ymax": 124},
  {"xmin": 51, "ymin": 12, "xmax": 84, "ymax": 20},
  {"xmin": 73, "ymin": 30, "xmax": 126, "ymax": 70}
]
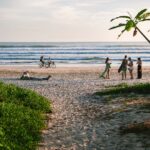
[{"xmin": 109, "ymin": 9, "xmax": 150, "ymax": 43}]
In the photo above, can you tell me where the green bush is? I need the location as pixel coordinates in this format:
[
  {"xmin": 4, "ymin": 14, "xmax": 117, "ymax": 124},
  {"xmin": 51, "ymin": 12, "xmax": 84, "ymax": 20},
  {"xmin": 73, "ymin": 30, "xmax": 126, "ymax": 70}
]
[
  {"xmin": 0, "ymin": 103, "xmax": 44, "ymax": 150},
  {"xmin": 0, "ymin": 82, "xmax": 51, "ymax": 150},
  {"xmin": 0, "ymin": 82, "xmax": 51, "ymax": 112}
]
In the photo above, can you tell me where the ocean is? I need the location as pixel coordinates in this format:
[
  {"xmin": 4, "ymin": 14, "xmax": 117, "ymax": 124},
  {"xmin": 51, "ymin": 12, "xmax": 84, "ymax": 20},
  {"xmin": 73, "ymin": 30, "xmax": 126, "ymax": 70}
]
[{"xmin": 0, "ymin": 42, "xmax": 150, "ymax": 67}]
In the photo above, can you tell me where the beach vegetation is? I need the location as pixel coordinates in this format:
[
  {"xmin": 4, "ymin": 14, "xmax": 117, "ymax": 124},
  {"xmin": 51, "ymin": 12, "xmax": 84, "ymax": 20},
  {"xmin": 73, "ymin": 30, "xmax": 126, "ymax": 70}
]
[
  {"xmin": 0, "ymin": 82, "xmax": 51, "ymax": 150},
  {"xmin": 95, "ymin": 83, "xmax": 150, "ymax": 96},
  {"xmin": 0, "ymin": 82, "xmax": 51, "ymax": 112},
  {"xmin": 105, "ymin": 83, "xmax": 128, "ymax": 88},
  {"xmin": 96, "ymin": 82, "xmax": 150, "ymax": 132},
  {"xmin": 120, "ymin": 120, "xmax": 150, "ymax": 135},
  {"xmin": 140, "ymin": 103, "xmax": 150, "ymax": 110},
  {"xmin": 109, "ymin": 8, "xmax": 150, "ymax": 43}
]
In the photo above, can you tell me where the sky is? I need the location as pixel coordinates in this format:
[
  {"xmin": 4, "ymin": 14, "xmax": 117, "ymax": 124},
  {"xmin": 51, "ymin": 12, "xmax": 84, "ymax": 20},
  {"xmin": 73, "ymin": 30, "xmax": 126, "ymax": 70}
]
[{"xmin": 0, "ymin": 0, "xmax": 150, "ymax": 42}]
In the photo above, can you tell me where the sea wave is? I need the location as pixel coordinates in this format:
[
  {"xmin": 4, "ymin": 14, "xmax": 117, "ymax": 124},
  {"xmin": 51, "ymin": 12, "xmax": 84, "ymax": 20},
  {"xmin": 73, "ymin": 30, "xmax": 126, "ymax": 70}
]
[{"xmin": 0, "ymin": 42, "xmax": 150, "ymax": 66}]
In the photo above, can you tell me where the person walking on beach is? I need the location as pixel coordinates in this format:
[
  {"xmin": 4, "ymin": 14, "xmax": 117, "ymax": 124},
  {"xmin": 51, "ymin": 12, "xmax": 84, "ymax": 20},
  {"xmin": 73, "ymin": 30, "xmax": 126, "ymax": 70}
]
[
  {"xmin": 128, "ymin": 57, "xmax": 134, "ymax": 79},
  {"xmin": 99, "ymin": 57, "xmax": 111, "ymax": 79},
  {"xmin": 120, "ymin": 55, "xmax": 128, "ymax": 80},
  {"xmin": 137, "ymin": 57, "xmax": 142, "ymax": 79}
]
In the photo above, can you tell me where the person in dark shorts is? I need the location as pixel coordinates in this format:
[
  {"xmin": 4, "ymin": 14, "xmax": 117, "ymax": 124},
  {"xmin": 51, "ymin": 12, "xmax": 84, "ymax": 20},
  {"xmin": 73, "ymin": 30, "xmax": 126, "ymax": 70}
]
[
  {"xmin": 20, "ymin": 71, "xmax": 51, "ymax": 81},
  {"xmin": 120, "ymin": 55, "xmax": 128, "ymax": 80},
  {"xmin": 137, "ymin": 57, "xmax": 142, "ymax": 79}
]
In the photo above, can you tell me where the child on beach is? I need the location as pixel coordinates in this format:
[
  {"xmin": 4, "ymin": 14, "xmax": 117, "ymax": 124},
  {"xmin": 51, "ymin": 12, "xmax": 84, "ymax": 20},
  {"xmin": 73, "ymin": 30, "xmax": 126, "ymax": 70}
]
[
  {"xmin": 99, "ymin": 57, "xmax": 111, "ymax": 79},
  {"xmin": 128, "ymin": 57, "xmax": 134, "ymax": 79},
  {"xmin": 137, "ymin": 57, "xmax": 142, "ymax": 79}
]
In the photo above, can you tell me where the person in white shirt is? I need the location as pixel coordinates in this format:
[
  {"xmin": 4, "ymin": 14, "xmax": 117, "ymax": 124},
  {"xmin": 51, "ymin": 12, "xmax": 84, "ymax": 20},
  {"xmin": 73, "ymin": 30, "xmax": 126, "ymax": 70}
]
[{"xmin": 128, "ymin": 57, "xmax": 134, "ymax": 79}]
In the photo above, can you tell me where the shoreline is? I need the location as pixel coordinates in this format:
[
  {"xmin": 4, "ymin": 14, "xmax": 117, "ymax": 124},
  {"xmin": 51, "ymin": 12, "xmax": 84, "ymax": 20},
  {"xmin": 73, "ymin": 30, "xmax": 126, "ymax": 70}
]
[{"xmin": 0, "ymin": 65, "xmax": 150, "ymax": 74}]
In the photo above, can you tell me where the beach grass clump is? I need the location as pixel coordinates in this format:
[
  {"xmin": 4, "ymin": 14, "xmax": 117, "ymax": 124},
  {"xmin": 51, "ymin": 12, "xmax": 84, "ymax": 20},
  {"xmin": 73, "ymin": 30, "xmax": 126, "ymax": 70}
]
[
  {"xmin": 105, "ymin": 83, "xmax": 128, "ymax": 88},
  {"xmin": 0, "ymin": 82, "xmax": 51, "ymax": 150},
  {"xmin": 120, "ymin": 120, "xmax": 150, "ymax": 135},
  {"xmin": 0, "ymin": 103, "xmax": 44, "ymax": 150},
  {"xmin": 140, "ymin": 103, "xmax": 150, "ymax": 110},
  {"xmin": 95, "ymin": 83, "xmax": 150, "ymax": 96},
  {"xmin": 0, "ymin": 82, "xmax": 51, "ymax": 112}
]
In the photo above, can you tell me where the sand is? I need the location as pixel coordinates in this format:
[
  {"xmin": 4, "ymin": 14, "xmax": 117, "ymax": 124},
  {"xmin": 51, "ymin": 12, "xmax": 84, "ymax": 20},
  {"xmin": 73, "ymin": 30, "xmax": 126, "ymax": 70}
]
[
  {"xmin": 0, "ymin": 66, "xmax": 150, "ymax": 150},
  {"xmin": 0, "ymin": 65, "xmax": 150, "ymax": 75}
]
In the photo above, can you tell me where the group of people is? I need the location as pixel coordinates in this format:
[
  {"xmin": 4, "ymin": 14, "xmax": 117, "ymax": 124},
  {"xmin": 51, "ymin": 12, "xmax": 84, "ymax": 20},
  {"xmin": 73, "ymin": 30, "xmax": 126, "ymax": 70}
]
[
  {"xmin": 100, "ymin": 55, "xmax": 142, "ymax": 80},
  {"xmin": 20, "ymin": 55, "xmax": 142, "ymax": 81}
]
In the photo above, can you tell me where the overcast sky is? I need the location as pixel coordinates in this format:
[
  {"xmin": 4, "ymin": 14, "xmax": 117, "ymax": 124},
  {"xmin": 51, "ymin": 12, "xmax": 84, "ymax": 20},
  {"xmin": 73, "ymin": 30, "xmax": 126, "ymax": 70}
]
[{"xmin": 0, "ymin": 0, "xmax": 150, "ymax": 42}]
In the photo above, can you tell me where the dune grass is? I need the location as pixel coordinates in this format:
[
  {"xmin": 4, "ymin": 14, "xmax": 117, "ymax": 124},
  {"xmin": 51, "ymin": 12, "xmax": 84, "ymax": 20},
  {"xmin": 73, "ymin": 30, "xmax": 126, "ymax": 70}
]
[
  {"xmin": 96, "ymin": 82, "xmax": 150, "ymax": 136},
  {"xmin": 95, "ymin": 83, "xmax": 150, "ymax": 96},
  {"xmin": 120, "ymin": 120, "xmax": 150, "ymax": 135},
  {"xmin": 0, "ymin": 82, "xmax": 51, "ymax": 150}
]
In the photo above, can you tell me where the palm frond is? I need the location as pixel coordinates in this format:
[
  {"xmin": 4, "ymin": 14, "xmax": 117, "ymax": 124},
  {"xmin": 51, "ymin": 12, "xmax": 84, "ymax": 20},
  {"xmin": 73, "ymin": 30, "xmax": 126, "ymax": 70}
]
[
  {"xmin": 111, "ymin": 16, "xmax": 131, "ymax": 22},
  {"xmin": 135, "ymin": 8, "xmax": 147, "ymax": 19},
  {"xmin": 139, "ymin": 19, "xmax": 150, "ymax": 22},
  {"xmin": 117, "ymin": 29, "xmax": 126, "ymax": 39},
  {"xmin": 141, "ymin": 12, "xmax": 150, "ymax": 19},
  {"xmin": 109, "ymin": 23, "xmax": 126, "ymax": 30},
  {"xmin": 109, "ymin": 8, "xmax": 150, "ymax": 43}
]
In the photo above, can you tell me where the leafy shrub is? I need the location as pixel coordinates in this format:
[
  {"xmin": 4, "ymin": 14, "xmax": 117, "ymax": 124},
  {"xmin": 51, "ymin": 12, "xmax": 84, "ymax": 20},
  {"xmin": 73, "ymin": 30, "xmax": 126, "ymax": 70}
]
[
  {"xmin": 0, "ymin": 103, "xmax": 44, "ymax": 150},
  {"xmin": 0, "ymin": 82, "xmax": 51, "ymax": 150},
  {"xmin": 0, "ymin": 82, "xmax": 51, "ymax": 112}
]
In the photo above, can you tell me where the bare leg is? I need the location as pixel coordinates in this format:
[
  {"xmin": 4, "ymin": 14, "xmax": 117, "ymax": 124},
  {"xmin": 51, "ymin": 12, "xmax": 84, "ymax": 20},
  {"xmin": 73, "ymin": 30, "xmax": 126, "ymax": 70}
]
[
  {"xmin": 122, "ymin": 72, "xmax": 124, "ymax": 80},
  {"xmin": 105, "ymin": 69, "xmax": 109, "ymax": 79},
  {"xmin": 125, "ymin": 71, "xmax": 126, "ymax": 79},
  {"xmin": 131, "ymin": 71, "xmax": 133, "ymax": 79},
  {"xmin": 105, "ymin": 71, "xmax": 108, "ymax": 79},
  {"xmin": 108, "ymin": 69, "xmax": 110, "ymax": 79}
]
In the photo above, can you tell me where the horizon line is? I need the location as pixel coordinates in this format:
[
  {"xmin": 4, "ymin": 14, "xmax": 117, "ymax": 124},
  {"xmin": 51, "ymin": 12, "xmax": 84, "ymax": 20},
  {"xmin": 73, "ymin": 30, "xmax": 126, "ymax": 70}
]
[{"xmin": 0, "ymin": 41, "xmax": 148, "ymax": 43}]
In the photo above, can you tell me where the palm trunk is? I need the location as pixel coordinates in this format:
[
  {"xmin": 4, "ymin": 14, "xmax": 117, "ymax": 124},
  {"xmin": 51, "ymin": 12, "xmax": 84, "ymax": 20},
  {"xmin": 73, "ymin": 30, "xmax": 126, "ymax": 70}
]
[{"xmin": 136, "ymin": 27, "xmax": 150, "ymax": 44}]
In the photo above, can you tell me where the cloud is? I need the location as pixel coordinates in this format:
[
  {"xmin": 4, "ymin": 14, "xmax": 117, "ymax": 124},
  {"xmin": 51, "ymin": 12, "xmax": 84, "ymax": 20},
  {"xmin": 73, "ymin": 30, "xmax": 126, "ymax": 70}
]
[
  {"xmin": 0, "ymin": 0, "xmax": 117, "ymax": 23},
  {"xmin": 0, "ymin": 0, "xmax": 150, "ymax": 41}
]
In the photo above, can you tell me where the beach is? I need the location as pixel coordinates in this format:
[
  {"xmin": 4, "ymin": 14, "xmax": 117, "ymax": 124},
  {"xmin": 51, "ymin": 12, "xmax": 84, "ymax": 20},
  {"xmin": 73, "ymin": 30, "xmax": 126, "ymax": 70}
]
[
  {"xmin": 0, "ymin": 65, "xmax": 150, "ymax": 75},
  {"xmin": 0, "ymin": 66, "xmax": 150, "ymax": 149},
  {"xmin": 1, "ymin": 0, "xmax": 150, "ymax": 148}
]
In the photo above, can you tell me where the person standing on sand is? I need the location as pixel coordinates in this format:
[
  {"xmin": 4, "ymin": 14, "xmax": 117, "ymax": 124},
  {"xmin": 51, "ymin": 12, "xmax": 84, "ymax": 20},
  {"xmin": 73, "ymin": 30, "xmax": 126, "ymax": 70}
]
[
  {"xmin": 99, "ymin": 57, "xmax": 111, "ymax": 79},
  {"xmin": 120, "ymin": 55, "xmax": 128, "ymax": 80},
  {"xmin": 128, "ymin": 57, "xmax": 134, "ymax": 79},
  {"xmin": 137, "ymin": 57, "xmax": 142, "ymax": 79},
  {"xmin": 40, "ymin": 56, "xmax": 45, "ymax": 66}
]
